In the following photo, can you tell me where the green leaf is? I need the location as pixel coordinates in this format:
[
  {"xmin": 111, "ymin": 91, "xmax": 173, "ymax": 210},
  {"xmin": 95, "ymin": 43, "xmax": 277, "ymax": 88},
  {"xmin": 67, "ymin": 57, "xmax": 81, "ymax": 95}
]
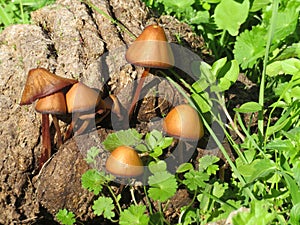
[
  {"xmin": 81, "ymin": 169, "xmax": 109, "ymax": 195},
  {"xmin": 214, "ymin": 0, "xmax": 250, "ymax": 36},
  {"xmin": 183, "ymin": 169, "xmax": 209, "ymax": 191},
  {"xmin": 145, "ymin": 129, "xmax": 173, "ymax": 152},
  {"xmin": 238, "ymin": 159, "xmax": 276, "ymax": 183},
  {"xmin": 289, "ymin": 202, "xmax": 300, "ymax": 225},
  {"xmin": 176, "ymin": 163, "xmax": 194, "ymax": 173},
  {"xmin": 211, "ymin": 57, "xmax": 227, "ymax": 77},
  {"xmin": 217, "ymin": 60, "xmax": 239, "ymax": 91},
  {"xmin": 119, "ymin": 205, "xmax": 149, "ymax": 225},
  {"xmin": 250, "ymin": 0, "xmax": 270, "ymax": 12},
  {"xmin": 271, "ymin": 1, "xmax": 300, "ymax": 45},
  {"xmin": 265, "ymin": 139, "xmax": 295, "ymax": 152},
  {"xmin": 232, "ymin": 200, "xmax": 275, "ymax": 225},
  {"xmin": 234, "ymin": 102, "xmax": 263, "ymax": 113},
  {"xmin": 191, "ymin": 92, "xmax": 212, "ymax": 113},
  {"xmin": 292, "ymin": 162, "xmax": 300, "ymax": 188},
  {"xmin": 282, "ymin": 173, "xmax": 300, "ymax": 205},
  {"xmin": 234, "ymin": 26, "xmax": 266, "ymax": 69},
  {"xmin": 212, "ymin": 181, "xmax": 228, "ymax": 198},
  {"xmin": 102, "ymin": 129, "xmax": 143, "ymax": 151},
  {"xmin": 198, "ymin": 155, "xmax": 220, "ymax": 175},
  {"xmin": 56, "ymin": 209, "xmax": 76, "ymax": 225},
  {"xmin": 276, "ymin": 42, "xmax": 300, "ymax": 60},
  {"xmin": 148, "ymin": 171, "xmax": 177, "ymax": 202},
  {"xmin": 85, "ymin": 146, "xmax": 100, "ymax": 165},
  {"xmin": 93, "ymin": 196, "xmax": 115, "ymax": 219},
  {"xmin": 266, "ymin": 58, "xmax": 300, "ymax": 77},
  {"xmin": 162, "ymin": 0, "xmax": 195, "ymax": 11},
  {"xmin": 148, "ymin": 160, "xmax": 167, "ymax": 174},
  {"xmin": 149, "ymin": 147, "xmax": 163, "ymax": 158}
]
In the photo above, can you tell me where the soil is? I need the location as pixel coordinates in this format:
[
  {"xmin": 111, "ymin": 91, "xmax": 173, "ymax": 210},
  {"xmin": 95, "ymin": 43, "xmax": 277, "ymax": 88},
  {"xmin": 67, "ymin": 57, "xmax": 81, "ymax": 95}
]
[{"xmin": 0, "ymin": 0, "xmax": 254, "ymax": 224}]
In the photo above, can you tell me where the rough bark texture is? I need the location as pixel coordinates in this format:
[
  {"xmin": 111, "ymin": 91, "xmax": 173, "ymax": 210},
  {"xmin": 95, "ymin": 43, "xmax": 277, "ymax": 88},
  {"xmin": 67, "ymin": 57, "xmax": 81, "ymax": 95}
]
[{"xmin": 0, "ymin": 0, "xmax": 209, "ymax": 223}]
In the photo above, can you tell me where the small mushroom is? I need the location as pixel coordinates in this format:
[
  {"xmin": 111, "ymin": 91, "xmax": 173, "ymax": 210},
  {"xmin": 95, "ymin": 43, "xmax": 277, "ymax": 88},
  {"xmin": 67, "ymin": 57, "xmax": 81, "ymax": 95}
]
[
  {"xmin": 163, "ymin": 104, "xmax": 204, "ymax": 140},
  {"xmin": 105, "ymin": 146, "xmax": 144, "ymax": 177},
  {"xmin": 125, "ymin": 24, "xmax": 174, "ymax": 118},
  {"xmin": 65, "ymin": 82, "xmax": 107, "ymax": 139},
  {"xmin": 35, "ymin": 91, "xmax": 66, "ymax": 168}
]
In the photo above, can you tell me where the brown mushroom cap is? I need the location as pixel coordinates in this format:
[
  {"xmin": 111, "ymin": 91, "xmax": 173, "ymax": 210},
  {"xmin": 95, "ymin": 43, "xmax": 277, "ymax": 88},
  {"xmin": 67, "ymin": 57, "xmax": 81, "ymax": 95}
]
[
  {"xmin": 163, "ymin": 104, "xmax": 204, "ymax": 140},
  {"xmin": 35, "ymin": 91, "xmax": 67, "ymax": 114},
  {"xmin": 65, "ymin": 82, "xmax": 106, "ymax": 113},
  {"xmin": 20, "ymin": 68, "xmax": 77, "ymax": 105},
  {"xmin": 125, "ymin": 24, "xmax": 174, "ymax": 68},
  {"xmin": 105, "ymin": 146, "xmax": 144, "ymax": 177}
]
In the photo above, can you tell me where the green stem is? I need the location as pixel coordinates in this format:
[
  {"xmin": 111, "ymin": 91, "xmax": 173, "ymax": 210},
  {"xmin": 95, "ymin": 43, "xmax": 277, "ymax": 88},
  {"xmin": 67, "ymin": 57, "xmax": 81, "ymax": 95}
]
[
  {"xmin": 258, "ymin": 0, "xmax": 279, "ymax": 141},
  {"xmin": 200, "ymin": 113, "xmax": 255, "ymax": 200},
  {"xmin": 107, "ymin": 185, "xmax": 122, "ymax": 214},
  {"xmin": 143, "ymin": 185, "xmax": 153, "ymax": 214},
  {"xmin": 20, "ymin": 0, "xmax": 25, "ymax": 24},
  {"xmin": 236, "ymin": 112, "xmax": 267, "ymax": 158},
  {"xmin": 178, "ymin": 189, "xmax": 198, "ymax": 224}
]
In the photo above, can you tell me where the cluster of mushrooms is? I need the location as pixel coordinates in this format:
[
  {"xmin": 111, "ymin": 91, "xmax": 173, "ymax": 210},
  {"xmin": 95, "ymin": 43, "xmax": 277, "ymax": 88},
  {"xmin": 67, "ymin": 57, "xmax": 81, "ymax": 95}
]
[
  {"xmin": 20, "ymin": 24, "xmax": 204, "ymax": 176},
  {"xmin": 20, "ymin": 68, "xmax": 120, "ymax": 168}
]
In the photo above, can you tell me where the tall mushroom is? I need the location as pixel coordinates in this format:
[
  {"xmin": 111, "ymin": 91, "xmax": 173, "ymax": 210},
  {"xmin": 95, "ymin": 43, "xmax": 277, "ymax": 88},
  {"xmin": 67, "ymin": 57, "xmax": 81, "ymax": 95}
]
[
  {"xmin": 20, "ymin": 68, "xmax": 77, "ymax": 168},
  {"xmin": 35, "ymin": 91, "xmax": 67, "ymax": 168},
  {"xmin": 125, "ymin": 24, "xmax": 174, "ymax": 118},
  {"xmin": 65, "ymin": 82, "xmax": 107, "ymax": 139}
]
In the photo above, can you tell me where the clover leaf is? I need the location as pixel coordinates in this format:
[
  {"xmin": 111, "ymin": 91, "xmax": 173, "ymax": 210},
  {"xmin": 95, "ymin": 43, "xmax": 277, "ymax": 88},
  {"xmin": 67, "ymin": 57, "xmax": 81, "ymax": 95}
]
[
  {"xmin": 93, "ymin": 196, "xmax": 115, "ymax": 220},
  {"xmin": 119, "ymin": 205, "xmax": 149, "ymax": 225}
]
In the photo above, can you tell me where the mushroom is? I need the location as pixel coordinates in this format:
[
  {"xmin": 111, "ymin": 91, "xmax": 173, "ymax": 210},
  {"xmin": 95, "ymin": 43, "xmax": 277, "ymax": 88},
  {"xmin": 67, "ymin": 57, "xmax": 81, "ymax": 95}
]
[
  {"xmin": 20, "ymin": 68, "xmax": 77, "ymax": 168},
  {"xmin": 20, "ymin": 68, "xmax": 77, "ymax": 105},
  {"xmin": 35, "ymin": 91, "xmax": 66, "ymax": 168},
  {"xmin": 125, "ymin": 24, "xmax": 174, "ymax": 118},
  {"xmin": 105, "ymin": 146, "xmax": 144, "ymax": 177},
  {"xmin": 162, "ymin": 104, "xmax": 204, "ymax": 141},
  {"xmin": 65, "ymin": 82, "xmax": 107, "ymax": 139}
]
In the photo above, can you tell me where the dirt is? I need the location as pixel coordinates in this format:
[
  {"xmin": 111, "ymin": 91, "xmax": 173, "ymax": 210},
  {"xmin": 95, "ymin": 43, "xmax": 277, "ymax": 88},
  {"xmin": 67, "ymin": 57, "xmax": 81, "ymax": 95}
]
[{"xmin": 0, "ymin": 0, "xmax": 233, "ymax": 224}]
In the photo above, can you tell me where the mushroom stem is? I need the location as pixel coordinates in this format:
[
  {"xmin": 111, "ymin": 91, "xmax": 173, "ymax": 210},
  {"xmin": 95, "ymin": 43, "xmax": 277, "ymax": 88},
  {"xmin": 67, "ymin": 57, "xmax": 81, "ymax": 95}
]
[
  {"xmin": 40, "ymin": 114, "xmax": 51, "ymax": 169},
  {"xmin": 128, "ymin": 67, "xmax": 150, "ymax": 118},
  {"xmin": 52, "ymin": 114, "xmax": 63, "ymax": 147},
  {"xmin": 64, "ymin": 112, "xmax": 80, "ymax": 141},
  {"xmin": 74, "ymin": 119, "xmax": 91, "ymax": 136}
]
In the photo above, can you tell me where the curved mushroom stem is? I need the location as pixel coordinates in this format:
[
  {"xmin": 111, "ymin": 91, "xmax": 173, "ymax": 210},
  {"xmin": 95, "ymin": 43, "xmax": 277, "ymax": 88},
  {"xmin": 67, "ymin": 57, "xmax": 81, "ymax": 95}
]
[
  {"xmin": 75, "ymin": 109, "xmax": 111, "ymax": 136},
  {"xmin": 52, "ymin": 114, "xmax": 63, "ymax": 148},
  {"xmin": 128, "ymin": 67, "xmax": 150, "ymax": 119},
  {"xmin": 104, "ymin": 95, "xmax": 123, "ymax": 120},
  {"xmin": 64, "ymin": 112, "xmax": 80, "ymax": 141},
  {"xmin": 74, "ymin": 119, "xmax": 92, "ymax": 136},
  {"xmin": 40, "ymin": 114, "xmax": 51, "ymax": 169}
]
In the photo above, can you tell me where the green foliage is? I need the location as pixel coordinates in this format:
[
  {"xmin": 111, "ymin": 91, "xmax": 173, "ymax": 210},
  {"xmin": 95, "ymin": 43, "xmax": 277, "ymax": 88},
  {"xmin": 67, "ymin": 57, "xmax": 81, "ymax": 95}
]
[
  {"xmin": 55, "ymin": 209, "xmax": 76, "ymax": 225},
  {"xmin": 214, "ymin": 0, "xmax": 249, "ymax": 36},
  {"xmin": 84, "ymin": 146, "xmax": 100, "ymax": 166},
  {"xmin": 0, "ymin": 0, "xmax": 55, "ymax": 31},
  {"xmin": 148, "ymin": 161, "xmax": 178, "ymax": 202},
  {"xmin": 232, "ymin": 200, "xmax": 276, "ymax": 225},
  {"xmin": 102, "ymin": 129, "xmax": 143, "ymax": 151},
  {"xmin": 93, "ymin": 196, "xmax": 115, "ymax": 219},
  {"xmin": 119, "ymin": 205, "xmax": 149, "ymax": 225},
  {"xmin": 81, "ymin": 169, "xmax": 111, "ymax": 195}
]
